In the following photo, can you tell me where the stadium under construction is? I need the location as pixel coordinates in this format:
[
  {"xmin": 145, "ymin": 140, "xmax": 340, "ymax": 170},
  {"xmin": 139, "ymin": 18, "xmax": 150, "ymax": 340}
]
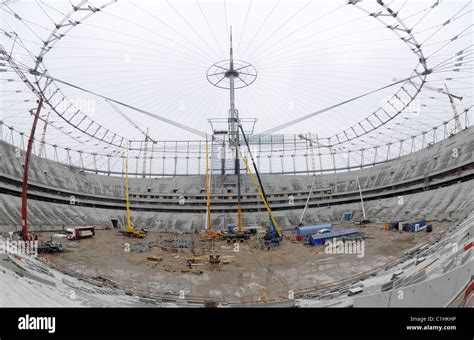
[{"xmin": 0, "ymin": 0, "xmax": 473, "ymax": 308}]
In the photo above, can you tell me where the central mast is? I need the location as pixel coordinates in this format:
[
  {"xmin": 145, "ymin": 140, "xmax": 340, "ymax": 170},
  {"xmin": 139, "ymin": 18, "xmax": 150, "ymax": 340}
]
[
  {"xmin": 226, "ymin": 27, "xmax": 243, "ymax": 233},
  {"xmin": 226, "ymin": 26, "xmax": 239, "ymax": 175},
  {"xmin": 206, "ymin": 27, "xmax": 257, "ymax": 233}
]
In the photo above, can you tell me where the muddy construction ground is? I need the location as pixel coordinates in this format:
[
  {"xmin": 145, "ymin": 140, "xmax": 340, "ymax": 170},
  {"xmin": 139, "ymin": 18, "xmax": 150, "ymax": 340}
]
[{"xmin": 38, "ymin": 222, "xmax": 450, "ymax": 303}]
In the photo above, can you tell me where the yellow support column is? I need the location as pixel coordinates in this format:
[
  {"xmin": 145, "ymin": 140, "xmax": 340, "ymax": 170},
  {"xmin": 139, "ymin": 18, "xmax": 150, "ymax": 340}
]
[
  {"xmin": 205, "ymin": 137, "xmax": 212, "ymax": 231},
  {"xmin": 125, "ymin": 145, "xmax": 132, "ymax": 231},
  {"xmin": 237, "ymin": 204, "xmax": 243, "ymax": 234}
]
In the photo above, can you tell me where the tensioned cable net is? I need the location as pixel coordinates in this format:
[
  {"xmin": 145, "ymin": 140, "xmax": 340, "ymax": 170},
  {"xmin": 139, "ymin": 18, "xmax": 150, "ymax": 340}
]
[{"xmin": 0, "ymin": 0, "xmax": 472, "ymax": 176}]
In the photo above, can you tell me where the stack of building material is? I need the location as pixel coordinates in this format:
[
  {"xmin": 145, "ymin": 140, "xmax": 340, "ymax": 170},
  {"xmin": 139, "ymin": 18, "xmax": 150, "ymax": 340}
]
[
  {"xmin": 146, "ymin": 256, "xmax": 163, "ymax": 262},
  {"xmin": 131, "ymin": 240, "xmax": 157, "ymax": 252}
]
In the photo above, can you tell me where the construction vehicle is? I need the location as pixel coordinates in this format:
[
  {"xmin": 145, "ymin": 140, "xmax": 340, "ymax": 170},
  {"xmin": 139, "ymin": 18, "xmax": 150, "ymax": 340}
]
[
  {"xmin": 298, "ymin": 133, "xmax": 317, "ymax": 172},
  {"xmin": 261, "ymin": 218, "xmax": 283, "ymax": 249},
  {"xmin": 221, "ymin": 225, "xmax": 250, "ymax": 243},
  {"xmin": 420, "ymin": 83, "xmax": 463, "ymax": 133},
  {"xmin": 238, "ymin": 125, "xmax": 283, "ymax": 249},
  {"xmin": 394, "ymin": 79, "xmax": 464, "ymax": 135},
  {"xmin": 1, "ymin": 46, "xmax": 65, "ymax": 253},
  {"xmin": 444, "ymin": 84, "xmax": 463, "ymax": 135},
  {"xmin": 66, "ymin": 226, "xmax": 95, "ymax": 240},
  {"xmin": 38, "ymin": 240, "xmax": 63, "ymax": 253},
  {"xmin": 119, "ymin": 146, "xmax": 147, "ymax": 239},
  {"xmin": 415, "ymin": 82, "xmax": 463, "ymax": 135},
  {"xmin": 220, "ymin": 226, "xmax": 250, "ymax": 243}
]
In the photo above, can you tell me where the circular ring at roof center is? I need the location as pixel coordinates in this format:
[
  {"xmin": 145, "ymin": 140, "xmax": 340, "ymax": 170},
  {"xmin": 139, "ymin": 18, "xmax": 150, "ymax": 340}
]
[{"xmin": 206, "ymin": 60, "xmax": 257, "ymax": 89}]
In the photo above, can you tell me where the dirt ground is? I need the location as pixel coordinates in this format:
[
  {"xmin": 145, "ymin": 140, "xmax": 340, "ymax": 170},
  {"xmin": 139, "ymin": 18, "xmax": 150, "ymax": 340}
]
[{"xmin": 40, "ymin": 222, "xmax": 450, "ymax": 303}]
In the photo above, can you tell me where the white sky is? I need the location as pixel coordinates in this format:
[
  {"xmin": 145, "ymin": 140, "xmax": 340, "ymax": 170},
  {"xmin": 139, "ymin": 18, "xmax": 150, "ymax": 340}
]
[{"xmin": 0, "ymin": 0, "xmax": 472, "ymax": 151}]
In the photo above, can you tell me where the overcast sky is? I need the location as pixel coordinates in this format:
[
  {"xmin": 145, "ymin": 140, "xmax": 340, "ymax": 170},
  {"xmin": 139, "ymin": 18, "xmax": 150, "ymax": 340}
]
[{"xmin": 1, "ymin": 0, "xmax": 472, "ymax": 150}]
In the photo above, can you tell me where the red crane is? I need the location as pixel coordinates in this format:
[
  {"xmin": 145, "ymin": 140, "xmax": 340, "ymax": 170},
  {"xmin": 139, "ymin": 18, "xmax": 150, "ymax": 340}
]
[{"xmin": 0, "ymin": 45, "xmax": 45, "ymax": 241}]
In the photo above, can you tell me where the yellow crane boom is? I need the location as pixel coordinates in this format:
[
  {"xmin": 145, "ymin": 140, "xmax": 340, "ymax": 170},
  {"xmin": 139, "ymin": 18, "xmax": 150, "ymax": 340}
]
[
  {"xmin": 237, "ymin": 148, "xmax": 282, "ymax": 238},
  {"xmin": 120, "ymin": 145, "xmax": 146, "ymax": 238},
  {"xmin": 205, "ymin": 137, "xmax": 212, "ymax": 230},
  {"xmin": 125, "ymin": 145, "xmax": 132, "ymax": 231}
]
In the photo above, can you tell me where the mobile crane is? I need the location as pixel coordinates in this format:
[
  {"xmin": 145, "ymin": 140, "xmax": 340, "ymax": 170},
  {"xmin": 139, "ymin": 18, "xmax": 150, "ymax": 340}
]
[
  {"xmin": 119, "ymin": 146, "xmax": 147, "ymax": 239},
  {"xmin": 238, "ymin": 125, "xmax": 283, "ymax": 249},
  {"xmin": 393, "ymin": 79, "xmax": 464, "ymax": 134}
]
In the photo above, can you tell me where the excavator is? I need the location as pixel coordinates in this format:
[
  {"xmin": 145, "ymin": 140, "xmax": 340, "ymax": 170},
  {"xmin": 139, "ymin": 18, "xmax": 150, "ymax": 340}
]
[
  {"xmin": 119, "ymin": 146, "xmax": 147, "ymax": 239},
  {"xmin": 238, "ymin": 125, "xmax": 283, "ymax": 249}
]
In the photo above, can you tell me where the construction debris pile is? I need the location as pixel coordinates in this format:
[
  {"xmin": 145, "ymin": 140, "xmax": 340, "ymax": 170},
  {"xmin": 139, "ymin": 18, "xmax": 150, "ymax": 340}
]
[{"xmin": 130, "ymin": 240, "xmax": 157, "ymax": 252}]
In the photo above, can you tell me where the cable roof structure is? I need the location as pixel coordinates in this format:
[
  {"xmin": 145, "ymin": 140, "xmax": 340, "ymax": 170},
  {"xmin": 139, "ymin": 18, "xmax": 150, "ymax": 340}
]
[{"xmin": 0, "ymin": 0, "xmax": 472, "ymax": 176}]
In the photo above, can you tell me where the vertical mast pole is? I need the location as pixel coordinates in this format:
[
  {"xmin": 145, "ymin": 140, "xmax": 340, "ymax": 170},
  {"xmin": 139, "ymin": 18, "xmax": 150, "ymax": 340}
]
[
  {"xmin": 142, "ymin": 128, "xmax": 149, "ymax": 178},
  {"xmin": 205, "ymin": 137, "xmax": 212, "ymax": 230},
  {"xmin": 356, "ymin": 176, "xmax": 366, "ymax": 221},
  {"xmin": 125, "ymin": 144, "xmax": 132, "ymax": 230},
  {"xmin": 228, "ymin": 26, "xmax": 243, "ymax": 233}
]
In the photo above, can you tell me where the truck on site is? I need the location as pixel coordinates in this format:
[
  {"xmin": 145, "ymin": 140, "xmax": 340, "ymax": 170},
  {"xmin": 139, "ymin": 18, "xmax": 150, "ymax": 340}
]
[
  {"xmin": 66, "ymin": 226, "xmax": 95, "ymax": 240},
  {"xmin": 17, "ymin": 233, "xmax": 63, "ymax": 254},
  {"xmin": 221, "ymin": 225, "xmax": 250, "ymax": 243}
]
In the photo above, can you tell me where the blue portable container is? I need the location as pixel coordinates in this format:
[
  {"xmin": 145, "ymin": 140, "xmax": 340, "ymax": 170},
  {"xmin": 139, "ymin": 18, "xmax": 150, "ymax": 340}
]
[
  {"xmin": 411, "ymin": 220, "xmax": 427, "ymax": 232},
  {"xmin": 308, "ymin": 228, "xmax": 359, "ymax": 246},
  {"xmin": 343, "ymin": 212, "xmax": 352, "ymax": 221},
  {"xmin": 296, "ymin": 224, "xmax": 332, "ymax": 238}
]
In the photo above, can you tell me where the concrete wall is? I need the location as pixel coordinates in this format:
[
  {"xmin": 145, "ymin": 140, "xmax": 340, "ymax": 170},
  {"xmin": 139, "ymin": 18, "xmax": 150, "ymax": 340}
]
[
  {"xmin": 354, "ymin": 255, "xmax": 473, "ymax": 307},
  {"xmin": 0, "ymin": 127, "xmax": 472, "ymax": 197},
  {"xmin": 0, "ymin": 127, "xmax": 472, "ymax": 229},
  {"xmin": 0, "ymin": 179, "xmax": 472, "ymax": 232}
]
